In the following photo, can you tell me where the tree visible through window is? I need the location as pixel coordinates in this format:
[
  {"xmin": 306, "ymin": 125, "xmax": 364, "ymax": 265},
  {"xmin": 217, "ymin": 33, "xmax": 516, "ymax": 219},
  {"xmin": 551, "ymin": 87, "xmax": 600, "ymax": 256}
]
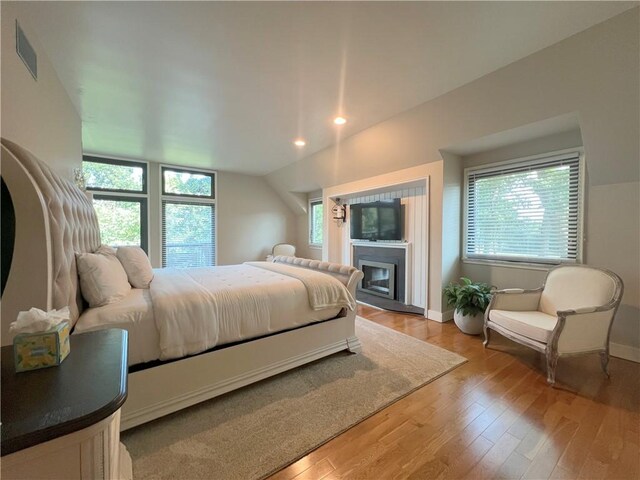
[
  {"xmin": 83, "ymin": 156, "xmax": 148, "ymax": 251},
  {"xmin": 84, "ymin": 160, "xmax": 145, "ymax": 192},
  {"xmin": 163, "ymin": 169, "xmax": 213, "ymax": 197},
  {"xmin": 310, "ymin": 200, "xmax": 323, "ymax": 246},
  {"xmin": 93, "ymin": 197, "xmax": 144, "ymax": 247},
  {"xmin": 465, "ymin": 152, "xmax": 582, "ymax": 264}
]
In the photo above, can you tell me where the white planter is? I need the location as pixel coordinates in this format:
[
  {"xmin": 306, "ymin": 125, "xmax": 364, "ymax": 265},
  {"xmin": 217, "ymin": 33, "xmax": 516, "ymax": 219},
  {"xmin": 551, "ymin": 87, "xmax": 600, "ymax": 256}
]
[{"xmin": 453, "ymin": 310, "xmax": 484, "ymax": 335}]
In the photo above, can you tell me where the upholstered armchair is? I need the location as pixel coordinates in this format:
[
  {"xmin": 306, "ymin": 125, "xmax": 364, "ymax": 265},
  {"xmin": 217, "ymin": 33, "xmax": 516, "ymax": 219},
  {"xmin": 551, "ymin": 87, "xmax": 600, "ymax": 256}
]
[
  {"xmin": 484, "ymin": 265, "xmax": 624, "ymax": 385},
  {"xmin": 266, "ymin": 243, "xmax": 296, "ymax": 262}
]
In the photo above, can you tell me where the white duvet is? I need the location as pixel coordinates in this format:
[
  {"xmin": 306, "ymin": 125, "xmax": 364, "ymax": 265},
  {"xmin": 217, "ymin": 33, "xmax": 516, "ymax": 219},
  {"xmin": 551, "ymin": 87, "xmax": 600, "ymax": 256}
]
[{"xmin": 150, "ymin": 262, "xmax": 354, "ymax": 360}]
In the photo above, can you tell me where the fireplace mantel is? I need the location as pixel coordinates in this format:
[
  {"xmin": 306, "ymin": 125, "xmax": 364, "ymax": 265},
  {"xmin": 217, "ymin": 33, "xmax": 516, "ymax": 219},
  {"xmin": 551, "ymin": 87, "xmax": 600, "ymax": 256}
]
[{"xmin": 351, "ymin": 241, "xmax": 410, "ymax": 249}]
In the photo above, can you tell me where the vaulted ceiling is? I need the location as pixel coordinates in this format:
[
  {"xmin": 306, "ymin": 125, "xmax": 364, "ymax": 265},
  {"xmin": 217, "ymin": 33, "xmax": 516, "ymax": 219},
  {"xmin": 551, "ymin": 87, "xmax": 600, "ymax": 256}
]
[{"xmin": 19, "ymin": 1, "xmax": 635, "ymax": 174}]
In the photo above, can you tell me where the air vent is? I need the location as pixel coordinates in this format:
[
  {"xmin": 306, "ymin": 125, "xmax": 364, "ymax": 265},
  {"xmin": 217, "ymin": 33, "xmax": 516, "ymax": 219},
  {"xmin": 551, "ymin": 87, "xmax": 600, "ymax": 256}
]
[{"xmin": 16, "ymin": 20, "xmax": 37, "ymax": 80}]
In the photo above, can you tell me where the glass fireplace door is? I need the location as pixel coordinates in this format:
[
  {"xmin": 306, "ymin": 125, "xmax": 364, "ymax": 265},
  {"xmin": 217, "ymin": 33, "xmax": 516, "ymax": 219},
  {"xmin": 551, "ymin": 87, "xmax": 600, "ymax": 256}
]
[{"xmin": 358, "ymin": 260, "xmax": 396, "ymax": 300}]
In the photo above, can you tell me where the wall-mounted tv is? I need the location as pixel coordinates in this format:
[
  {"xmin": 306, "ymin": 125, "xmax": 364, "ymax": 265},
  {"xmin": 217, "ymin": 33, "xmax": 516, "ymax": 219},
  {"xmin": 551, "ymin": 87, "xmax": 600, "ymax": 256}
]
[{"xmin": 350, "ymin": 199, "xmax": 403, "ymax": 241}]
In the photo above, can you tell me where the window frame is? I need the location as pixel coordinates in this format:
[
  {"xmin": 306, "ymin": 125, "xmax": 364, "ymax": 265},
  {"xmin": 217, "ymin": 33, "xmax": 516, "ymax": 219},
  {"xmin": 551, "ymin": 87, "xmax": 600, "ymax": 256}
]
[
  {"xmin": 83, "ymin": 155, "xmax": 150, "ymax": 253},
  {"xmin": 160, "ymin": 164, "xmax": 217, "ymax": 268},
  {"xmin": 462, "ymin": 148, "xmax": 585, "ymax": 269},
  {"xmin": 92, "ymin": 194, "xmax": 149, "ymax": 252},
  {"xmin": 161, "ymin": 165, "xmax": 215, "ymax": 199},
  {"xmin": 309, "ymin": 198, "xmax": 323, "ymax": 248},
  {"xmin": 83, "ymin": 155, "xmax": 148, "ymax": 194}
]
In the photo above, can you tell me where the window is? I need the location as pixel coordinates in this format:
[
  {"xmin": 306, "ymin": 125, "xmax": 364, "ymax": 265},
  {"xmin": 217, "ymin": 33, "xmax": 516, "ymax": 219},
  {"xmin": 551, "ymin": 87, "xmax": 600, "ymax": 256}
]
[
  {"xmin": 464, "ymin": 151, "xmax": 583, "ymax": 265},
  {"xmin": 162, "ymin": 166, "xmax": 214, "ymax": 199},
  {"xmin": 161, "ymin": 166, "xmax": 216, "ymax": 268},
  {"xmin": 83, "ymin": 156, "xmax": 148, "ymax": 251},
  {"xmin": 309, "ymin": 199, "xmax": 323, "ymax": 246}
]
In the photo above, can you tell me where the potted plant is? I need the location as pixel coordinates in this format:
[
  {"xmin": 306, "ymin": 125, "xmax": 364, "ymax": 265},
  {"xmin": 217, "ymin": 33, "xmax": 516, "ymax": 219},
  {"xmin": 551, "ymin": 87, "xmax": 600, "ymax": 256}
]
[{"xmin": 443, "ymin": 277, "xmax": 493, "ymax": 335}]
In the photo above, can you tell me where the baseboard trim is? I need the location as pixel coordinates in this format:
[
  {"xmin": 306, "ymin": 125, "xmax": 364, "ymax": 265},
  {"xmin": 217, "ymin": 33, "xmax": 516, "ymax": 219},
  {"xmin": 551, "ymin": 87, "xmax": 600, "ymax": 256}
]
[
  {"xmin": 427, "ymin": 309, "xmax": 454, "ymax": 323},
  {"xmin": 610, "ymin": 342, "xmax": 640, "ymax": 363}
]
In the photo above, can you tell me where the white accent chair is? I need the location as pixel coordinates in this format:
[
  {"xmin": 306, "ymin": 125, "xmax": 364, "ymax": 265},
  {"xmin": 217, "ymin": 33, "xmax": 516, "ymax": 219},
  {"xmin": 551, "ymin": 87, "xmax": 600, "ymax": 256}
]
[
  {"xmin": 484, "ymin": 265, "xmax": 624, "ymax": 385},
  {"xmin": 266, "ymin": 243, "xmax": 296, "ymax": 262}
]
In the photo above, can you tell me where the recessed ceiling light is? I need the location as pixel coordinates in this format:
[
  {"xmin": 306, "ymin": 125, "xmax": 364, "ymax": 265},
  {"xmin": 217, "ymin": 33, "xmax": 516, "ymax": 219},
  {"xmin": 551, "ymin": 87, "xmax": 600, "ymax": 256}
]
[
  {"xmin": 294, "ymin": 139, "xmax": 306, "ymax": 147},
  {"xmin": 333, "ymin": 116, "xmax": 347, "ymax": 125}
]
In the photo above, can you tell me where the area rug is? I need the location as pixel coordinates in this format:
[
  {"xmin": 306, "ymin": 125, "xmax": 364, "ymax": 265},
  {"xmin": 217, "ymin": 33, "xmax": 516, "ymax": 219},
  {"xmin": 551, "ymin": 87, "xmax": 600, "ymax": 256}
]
[{"xmin": 122, "ymin": 317, "xmax": 466, "ymax": 480}]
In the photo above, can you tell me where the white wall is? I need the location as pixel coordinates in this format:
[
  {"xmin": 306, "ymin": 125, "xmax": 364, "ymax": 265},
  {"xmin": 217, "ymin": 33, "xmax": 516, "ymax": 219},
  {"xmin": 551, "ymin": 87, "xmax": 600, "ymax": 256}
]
[
  {"xmin": 216, "ymin": 171, "xmax": 296, "ymax": 265},
  {"xmin": 440, "ymin": 151, "xmax": 462, "ymax": 317},
  {"xmin": 585, "ymin": 181, "xmax": 639, "ymax": 356},
  {"xmin": 295, "ymin": 191, "xmax": 323, "ymax": 261},
  {"xmin": 295, "ymin": 214, "xmax": 323, "ymax": 261},
  {"xmin": 1, "ymin": 2, "xmax": 82, "ymax": 178},
  {"xmin": 462, "ymin": 129, "xmax": 584, "ymax": 169},
  {"xmin": 266, "ymin": 9, "xmax": 639, "ymax": 353}
]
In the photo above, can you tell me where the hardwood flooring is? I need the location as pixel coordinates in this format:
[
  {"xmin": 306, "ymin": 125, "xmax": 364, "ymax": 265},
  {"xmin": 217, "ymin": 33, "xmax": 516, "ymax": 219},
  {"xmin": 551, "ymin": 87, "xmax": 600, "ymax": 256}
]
[{"xmin": 269, "ymin": 306, "xmax": 640, "ymax": 480}]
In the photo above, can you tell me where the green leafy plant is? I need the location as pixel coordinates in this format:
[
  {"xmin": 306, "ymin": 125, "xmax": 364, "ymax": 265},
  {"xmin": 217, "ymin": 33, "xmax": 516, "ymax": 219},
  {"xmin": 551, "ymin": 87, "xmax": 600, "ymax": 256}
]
[{"xmin": 443, "ymin": 277, "xmax": 494, "ymax": 317}]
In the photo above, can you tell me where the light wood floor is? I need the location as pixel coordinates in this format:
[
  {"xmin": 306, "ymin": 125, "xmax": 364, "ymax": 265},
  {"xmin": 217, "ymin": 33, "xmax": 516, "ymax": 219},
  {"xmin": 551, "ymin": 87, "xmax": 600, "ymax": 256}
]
[{"xmin": 270, "ymin": 306, "xmax": 640, "ymax": 480}]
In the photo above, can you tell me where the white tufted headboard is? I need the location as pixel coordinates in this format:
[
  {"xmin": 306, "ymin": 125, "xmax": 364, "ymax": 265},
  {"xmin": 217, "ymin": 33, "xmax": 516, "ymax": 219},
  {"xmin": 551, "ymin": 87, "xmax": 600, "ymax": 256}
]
[{"xmin": 1, "ymin": 138, "xmax": 101, "ymax": 343}]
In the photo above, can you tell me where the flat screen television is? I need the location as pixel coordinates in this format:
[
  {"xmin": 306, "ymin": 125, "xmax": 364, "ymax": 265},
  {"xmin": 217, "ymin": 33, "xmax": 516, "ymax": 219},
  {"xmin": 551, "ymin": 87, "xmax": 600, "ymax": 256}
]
[{"xmin": 350, "ymin": 199, "xmax": 403, "ymax": 241}]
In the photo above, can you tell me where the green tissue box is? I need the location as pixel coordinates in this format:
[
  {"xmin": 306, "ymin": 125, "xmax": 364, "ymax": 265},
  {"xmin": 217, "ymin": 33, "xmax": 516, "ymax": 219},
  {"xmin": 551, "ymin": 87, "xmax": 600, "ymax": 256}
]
[{"xmin": 13, "ymin": 321, "xmax": 71, "ymax": 372}]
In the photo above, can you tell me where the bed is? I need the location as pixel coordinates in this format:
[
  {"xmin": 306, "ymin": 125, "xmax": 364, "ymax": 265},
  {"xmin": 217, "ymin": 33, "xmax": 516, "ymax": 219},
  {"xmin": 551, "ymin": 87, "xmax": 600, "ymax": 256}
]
[{"xmin": 1, "ymin": 138, "xmax": 363, "ymax": 430}]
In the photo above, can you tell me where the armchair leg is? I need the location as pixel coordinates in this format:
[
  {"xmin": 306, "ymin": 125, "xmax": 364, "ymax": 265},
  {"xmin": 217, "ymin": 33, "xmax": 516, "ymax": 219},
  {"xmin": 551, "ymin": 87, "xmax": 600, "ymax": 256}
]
[
  {"xmin": 546, "ymin": 350, "xmax": 558, "ymax": 386},
  {"xmin": 600, "ymin": 351, "xmax": 611, "ymax": 378},
  {"xmin": 483, "ymin": 324, "xmax": 491, "ymax": 348}
]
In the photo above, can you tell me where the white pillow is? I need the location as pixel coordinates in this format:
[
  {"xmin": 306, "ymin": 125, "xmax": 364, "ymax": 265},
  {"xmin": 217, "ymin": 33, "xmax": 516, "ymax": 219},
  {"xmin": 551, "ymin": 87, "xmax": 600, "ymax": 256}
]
[
  {"xmin": 116, "ymin": 246, "xmax": 154, "ymax": 289},
  {"xmin": 77, "ymin": 245, "xmax": 131, "ymax": 307}
]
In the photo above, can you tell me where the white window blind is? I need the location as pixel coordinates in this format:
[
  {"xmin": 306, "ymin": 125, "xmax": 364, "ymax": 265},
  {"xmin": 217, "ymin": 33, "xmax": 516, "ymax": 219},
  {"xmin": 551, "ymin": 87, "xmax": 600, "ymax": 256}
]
[
  {"xmin": 162, "ymin": 200, "xmax": 216, "ymax": 268},
  {"xmin": 160, "ymin": 166, "xmax": 217, "ymax": 268},
  {"xmin": 465, "ymin": 152, "xmax": 582, "ymax": 265}
]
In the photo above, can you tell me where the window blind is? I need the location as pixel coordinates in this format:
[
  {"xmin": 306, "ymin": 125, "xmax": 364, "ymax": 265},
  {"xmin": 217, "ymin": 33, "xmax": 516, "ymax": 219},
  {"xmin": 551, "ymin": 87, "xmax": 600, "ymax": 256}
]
[
  {"xmin": 162, "ymin": 200, "xmax": 216, "ymax": 268},
  {"xmin": 465, "ymin": 152, "xmax": 582, "ymax": 264}
]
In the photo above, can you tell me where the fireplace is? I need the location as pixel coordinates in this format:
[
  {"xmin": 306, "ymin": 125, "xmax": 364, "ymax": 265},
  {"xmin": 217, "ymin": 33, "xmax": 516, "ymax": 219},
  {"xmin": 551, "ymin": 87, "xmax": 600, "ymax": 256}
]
[
  {"xmin": 352, "ymin": 243, "xmax": 423, "ymax": 314},
  {"xmin": 354, "ymin": 244, "xmax": 406, "ymax": 304},
  {"xmin": 359, "ymin": 260, "xmax": 396, "ymax": 299}
]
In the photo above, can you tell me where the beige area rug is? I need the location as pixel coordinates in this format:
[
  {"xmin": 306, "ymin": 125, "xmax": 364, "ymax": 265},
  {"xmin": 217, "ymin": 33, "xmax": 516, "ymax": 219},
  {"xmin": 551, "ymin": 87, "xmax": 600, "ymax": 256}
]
[{"xmin": 122, "ymin": 317, "xmax": 466, "ymax": 480}]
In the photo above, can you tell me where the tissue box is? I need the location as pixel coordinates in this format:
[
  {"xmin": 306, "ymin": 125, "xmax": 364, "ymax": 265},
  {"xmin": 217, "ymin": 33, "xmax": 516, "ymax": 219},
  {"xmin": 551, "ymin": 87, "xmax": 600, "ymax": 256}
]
[{"xmin": 13, "ymin": 321, "xmax": 71, "ymax": 372}]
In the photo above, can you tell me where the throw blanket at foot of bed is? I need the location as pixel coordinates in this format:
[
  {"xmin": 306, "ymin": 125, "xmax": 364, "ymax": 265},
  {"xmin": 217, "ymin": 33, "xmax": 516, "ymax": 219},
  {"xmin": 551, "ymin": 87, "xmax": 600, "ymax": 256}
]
[
  {"xmin": 149, "ymin": 263, "xmax": 355, "ymax": 360},
  {"xmin": 245, "ymin": 261, "xmax": 356, "ymax": 311}
]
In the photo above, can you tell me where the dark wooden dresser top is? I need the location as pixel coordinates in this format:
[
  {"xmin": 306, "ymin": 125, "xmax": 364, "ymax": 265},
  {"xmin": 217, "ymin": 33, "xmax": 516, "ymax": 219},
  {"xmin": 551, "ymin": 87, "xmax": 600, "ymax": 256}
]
[{"xmin": 1, "ymin": 329, "xmax": 128, "ymax": 455}]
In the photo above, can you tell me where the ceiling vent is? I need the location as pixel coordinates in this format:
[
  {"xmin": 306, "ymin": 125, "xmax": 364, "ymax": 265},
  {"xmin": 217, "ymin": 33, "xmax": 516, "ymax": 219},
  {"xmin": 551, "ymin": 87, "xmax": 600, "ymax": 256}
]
[{"xmin": 16, "ymin": 20, "xmax": 37, "ymax": 80}]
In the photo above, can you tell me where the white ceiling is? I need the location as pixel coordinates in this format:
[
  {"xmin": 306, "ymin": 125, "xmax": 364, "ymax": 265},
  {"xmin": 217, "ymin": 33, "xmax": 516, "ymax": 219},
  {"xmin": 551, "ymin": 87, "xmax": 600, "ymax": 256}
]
[{"xmin": 20, "ymin": 1, "xmax": 635, "ymax": 175}]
